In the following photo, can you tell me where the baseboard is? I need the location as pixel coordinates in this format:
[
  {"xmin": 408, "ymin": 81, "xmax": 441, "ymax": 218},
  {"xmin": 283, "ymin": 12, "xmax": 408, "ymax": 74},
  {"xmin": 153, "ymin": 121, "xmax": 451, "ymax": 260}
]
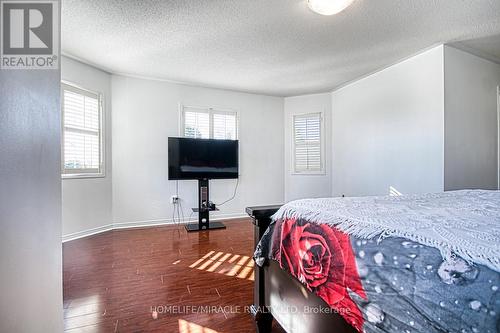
[
  {"xmin": 62, "ymin": 213, "xmax": 248, "ymax": 243},
  {"xmin": 62, "ymin": 224, "xmax": 114, "ymax": 242}
]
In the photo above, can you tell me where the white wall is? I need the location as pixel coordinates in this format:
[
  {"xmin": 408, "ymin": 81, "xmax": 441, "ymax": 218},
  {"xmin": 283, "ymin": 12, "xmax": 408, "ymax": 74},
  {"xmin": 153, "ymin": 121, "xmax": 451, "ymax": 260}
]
[
  {"xmin": 444, "ymin": 46, "xmax": 500, "ymax": 190},
  {"xmin": 61, "ymin": 56, "xmax": 113, "ymax": 236},
  {"xmin": 331, "ymin": 46, "xmax": 445, "ymax": 197},
  {"xmin": 60, "ymin": 61, "xmax": 284, "ymax": 239},
  {"xmin": 111, "ymin": 75, "xmax": 284, "ymax": 226},
  {"xmin": 284, "ymin": 93, "xmax": 332, "ymax": 201},
  {"xmin": 0, "ymin": 62, "xmax": 62, "ymax": 330}
]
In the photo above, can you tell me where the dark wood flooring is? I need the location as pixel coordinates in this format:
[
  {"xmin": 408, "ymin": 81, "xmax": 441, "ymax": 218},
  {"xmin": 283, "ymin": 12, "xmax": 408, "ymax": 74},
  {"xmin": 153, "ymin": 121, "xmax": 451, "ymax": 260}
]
[{"xmin": 63, "ymin": 219, "xmax": 284, "ymax": 333}]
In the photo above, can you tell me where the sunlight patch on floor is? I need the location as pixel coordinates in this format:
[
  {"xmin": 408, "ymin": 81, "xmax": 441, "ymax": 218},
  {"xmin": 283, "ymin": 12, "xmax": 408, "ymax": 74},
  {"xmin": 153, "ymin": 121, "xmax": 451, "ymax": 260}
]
[
  {"xmin": 189, "ymin": 251, "xmax": 254, "ymax": 281},
  {"xmin": 178, "ymin": 319, "xmax": 219, "ymax": 333},
  {"xmin": 64, "ymin": 295, "xmax": 102, "ymax": 319}
]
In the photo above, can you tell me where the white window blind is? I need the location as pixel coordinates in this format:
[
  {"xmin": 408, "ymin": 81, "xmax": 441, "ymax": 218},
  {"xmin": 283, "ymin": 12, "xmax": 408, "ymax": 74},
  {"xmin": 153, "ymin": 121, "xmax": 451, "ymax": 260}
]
[
  {"xmin": 62, "ymin": 83, "xmax": 103, "ymax": 177},
  {"xmin": 184, "ymin": 110, "xmax": 210, "ymax": 138},
  {"xmin": 293, "ymin": 112, "xmax": 323, "ymax": 173},
  {"xmin": 213, "ymin": 112, "xmax": 237, "ymax": 140},
  {"xmin": 182, "ymin": 107, "xmax": 237, "ymax": 140}
]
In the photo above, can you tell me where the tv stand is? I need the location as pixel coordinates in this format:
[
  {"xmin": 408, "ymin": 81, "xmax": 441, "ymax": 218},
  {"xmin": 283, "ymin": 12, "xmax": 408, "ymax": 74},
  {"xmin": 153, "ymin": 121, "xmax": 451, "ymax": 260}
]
[{"xmin": 185, "ymin": 178, "xmax": 226, "ymax": 232}]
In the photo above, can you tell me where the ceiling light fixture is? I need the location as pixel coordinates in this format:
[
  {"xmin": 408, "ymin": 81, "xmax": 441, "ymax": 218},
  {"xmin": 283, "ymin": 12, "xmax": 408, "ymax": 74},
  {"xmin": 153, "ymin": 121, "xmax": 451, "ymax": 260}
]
[{"xmin": 307, "ymin": 0, "xmax": 355, "ymax": 16}]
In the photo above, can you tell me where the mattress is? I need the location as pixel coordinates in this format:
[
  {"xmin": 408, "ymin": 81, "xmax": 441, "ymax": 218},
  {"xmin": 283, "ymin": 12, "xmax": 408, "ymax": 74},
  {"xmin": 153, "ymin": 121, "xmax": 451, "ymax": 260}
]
[{"xmin": 254, "ymin": 217, "xmax": 500, "ymax": 333}]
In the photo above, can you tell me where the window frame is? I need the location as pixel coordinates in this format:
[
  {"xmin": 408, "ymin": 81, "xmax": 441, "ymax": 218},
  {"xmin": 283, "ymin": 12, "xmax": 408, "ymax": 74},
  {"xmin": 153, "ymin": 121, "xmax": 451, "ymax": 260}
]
[
  {"xmin": 291, "ymin": 111, "xmax": 325, "ymax": 175},
  {"xmin": 179, "ymin": 104, "xmax": 239, "ymax": 140},
  {"xmin": 61, "ymin": 81, "xmax": 105, "ymax": 179}
]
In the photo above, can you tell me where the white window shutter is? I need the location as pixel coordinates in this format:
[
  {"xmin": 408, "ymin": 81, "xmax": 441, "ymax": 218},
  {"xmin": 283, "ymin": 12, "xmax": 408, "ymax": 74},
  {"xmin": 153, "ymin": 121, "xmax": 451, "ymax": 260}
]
[
  {"xmin": 62, "ymin": 83, "xmax": 103, "ymax": 176},
  {"xmin": 182, "ymin": 107, "xmax": 237, "ymax": 140},
  {"xmin": 183, "ymin": 109, "xmax": 210, "ymax": 139},
  {"xmin": 293, "ymin": 113, "xmax": 323, "ymax": 173},
  {"xmin": 213, "ymin": 112, "xmax": 237, "ymax": 140}
]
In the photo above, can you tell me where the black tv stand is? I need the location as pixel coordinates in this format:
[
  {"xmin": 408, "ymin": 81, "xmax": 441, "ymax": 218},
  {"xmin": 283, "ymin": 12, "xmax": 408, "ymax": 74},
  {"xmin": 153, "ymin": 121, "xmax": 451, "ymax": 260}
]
[{"xmin": 185, "ymin": 178, "xmax": 226, "ymax": 232}]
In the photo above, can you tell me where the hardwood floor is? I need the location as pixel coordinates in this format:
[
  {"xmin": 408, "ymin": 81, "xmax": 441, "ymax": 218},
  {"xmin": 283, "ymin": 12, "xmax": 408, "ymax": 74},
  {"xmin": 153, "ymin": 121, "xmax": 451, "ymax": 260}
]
[{"xmin": 63, "ymin": 219, "xmax": 284, "ymax": 333}]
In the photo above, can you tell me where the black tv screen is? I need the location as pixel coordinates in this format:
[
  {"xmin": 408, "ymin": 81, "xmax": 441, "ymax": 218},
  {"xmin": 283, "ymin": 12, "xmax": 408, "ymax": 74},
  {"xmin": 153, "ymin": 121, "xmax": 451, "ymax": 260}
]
[{"xmin": 168, "ymin": 137, "xmax": 239, "ymax": 180}]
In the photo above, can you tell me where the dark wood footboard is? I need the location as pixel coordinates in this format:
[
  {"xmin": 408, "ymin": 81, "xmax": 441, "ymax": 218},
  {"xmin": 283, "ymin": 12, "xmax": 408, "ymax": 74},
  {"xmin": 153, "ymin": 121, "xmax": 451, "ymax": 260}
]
[
  {"xmin": 246, "ymin": 205, "xmax": 281, "ymax": 333},
  {"xmin": 246, "ymin": 205, "xmax": 357, "ymax": 333}
]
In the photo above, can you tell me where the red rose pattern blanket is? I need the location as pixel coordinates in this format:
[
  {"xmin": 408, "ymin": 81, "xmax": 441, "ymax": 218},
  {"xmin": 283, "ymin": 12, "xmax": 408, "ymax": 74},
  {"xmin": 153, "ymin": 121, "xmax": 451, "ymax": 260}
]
[
  {"xmin": 255, "ymin": 218, "xmax": 500, "ymax": 333},
  {"xmin": 273, "ymin": 218, "xmax": 367, "ymax": 330}
]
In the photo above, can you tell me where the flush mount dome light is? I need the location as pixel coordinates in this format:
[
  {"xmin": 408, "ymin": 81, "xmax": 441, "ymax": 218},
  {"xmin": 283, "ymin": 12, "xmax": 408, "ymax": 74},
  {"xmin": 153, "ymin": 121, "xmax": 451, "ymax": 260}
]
[{"xmin": 307, "ymin": 0, "xmax": 355, "ymax": 15}]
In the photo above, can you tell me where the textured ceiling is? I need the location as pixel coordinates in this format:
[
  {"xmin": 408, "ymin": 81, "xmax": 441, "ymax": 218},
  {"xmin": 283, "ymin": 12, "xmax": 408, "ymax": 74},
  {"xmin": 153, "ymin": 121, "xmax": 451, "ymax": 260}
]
[{"xmin": 61, "ymin": 0, "xmax": 500, "ymax": 97}]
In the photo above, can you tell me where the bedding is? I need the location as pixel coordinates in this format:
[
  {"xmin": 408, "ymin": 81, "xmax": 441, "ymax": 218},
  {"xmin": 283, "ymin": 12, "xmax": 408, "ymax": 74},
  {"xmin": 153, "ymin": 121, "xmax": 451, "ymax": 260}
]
[{"xmin": 254, "ymin": 190, "xmax": 500, "ymax": 333}]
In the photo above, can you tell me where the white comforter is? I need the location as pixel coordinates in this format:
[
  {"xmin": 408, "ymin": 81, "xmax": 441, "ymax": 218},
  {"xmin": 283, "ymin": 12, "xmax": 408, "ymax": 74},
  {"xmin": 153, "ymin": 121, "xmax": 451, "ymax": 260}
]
[{"xmin": 273, "ymin": 190, "xmax": 500, "ymax": 271}]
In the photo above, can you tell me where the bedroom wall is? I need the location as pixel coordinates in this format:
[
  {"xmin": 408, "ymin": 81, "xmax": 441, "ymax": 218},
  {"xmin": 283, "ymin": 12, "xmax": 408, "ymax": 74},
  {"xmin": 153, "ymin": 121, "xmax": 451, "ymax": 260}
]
[
  {"xmin": 111, "ymin": 75, "xmax": 284, "ymax": 227},
  {"xmin": 444, "ymin": 46, "xmax": 500, "ymax": 191},
  {"xmin": 0, "ymin": 56, "xmax": 62, "ymax": 330},
  {"xmin": 284, "ymin": 93, "xmax": 332, "ymax": 201},
  {"xmin": 331, "ymin": 46, "xmax": 445, "ymax": 197},
  {"xmin": 61, "ymin": 56, "xmax": 113, "ymax": 237}
]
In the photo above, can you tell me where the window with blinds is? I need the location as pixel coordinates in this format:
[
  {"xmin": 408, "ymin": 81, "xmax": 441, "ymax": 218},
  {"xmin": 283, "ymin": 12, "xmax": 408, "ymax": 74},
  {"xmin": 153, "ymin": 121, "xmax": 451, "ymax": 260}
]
[
  {"xmin": 293, "ymin": 112, "xmax": 323, "ymax": 173},
  {"xmin": 184, "ymin": 110, "xmax": 210, "ymax": 139},
  {"xmin": 62, "ymin": 83, "xmax": 104, "ymax": 177},
  {"xmin": 182, "ymin": 107, "xmax": 237, "ymax": 140}
]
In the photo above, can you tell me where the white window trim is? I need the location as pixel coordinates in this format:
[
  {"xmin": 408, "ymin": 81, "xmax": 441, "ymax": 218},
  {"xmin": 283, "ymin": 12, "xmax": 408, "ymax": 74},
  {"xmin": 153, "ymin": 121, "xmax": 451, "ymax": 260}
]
[
  {"xmin": 291, "ymin": 111, "xmax": 326, "ymax": 175},
  {"xmin": 178, "ymin": 103, "xmax": 239, "ymax": 139},
  {"xmin": 61, "ymin": 81, "xmax": 105, "ymax": 179}
]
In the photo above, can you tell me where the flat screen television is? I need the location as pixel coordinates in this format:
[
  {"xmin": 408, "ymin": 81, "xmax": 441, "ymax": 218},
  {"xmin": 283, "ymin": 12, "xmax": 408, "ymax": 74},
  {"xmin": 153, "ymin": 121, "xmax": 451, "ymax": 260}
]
[{"xmin": 168, "ymin": 137, "xmax": 239, "ymax": 180}]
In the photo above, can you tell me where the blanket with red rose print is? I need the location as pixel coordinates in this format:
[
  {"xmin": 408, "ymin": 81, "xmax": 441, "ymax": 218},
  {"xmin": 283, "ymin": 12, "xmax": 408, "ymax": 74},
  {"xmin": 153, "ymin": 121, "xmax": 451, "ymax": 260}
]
[{"xmin": 254, "ymin": 218, "xmax": 500, "ymax": 333}]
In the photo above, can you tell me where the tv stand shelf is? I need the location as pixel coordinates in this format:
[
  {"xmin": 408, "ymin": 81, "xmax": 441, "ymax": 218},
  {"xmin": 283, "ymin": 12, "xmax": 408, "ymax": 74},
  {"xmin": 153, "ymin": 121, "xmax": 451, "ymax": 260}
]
[
  {"xmin": 185, "ymin": 221, "xmax": 226, "ymax": 232},
  {"xmin": 191, "ymin": 207, "xmax": 220, "ymax": 213},
  {"xmin": 184, "ymin": 178, "xmax": 226, "ymax": 232}
]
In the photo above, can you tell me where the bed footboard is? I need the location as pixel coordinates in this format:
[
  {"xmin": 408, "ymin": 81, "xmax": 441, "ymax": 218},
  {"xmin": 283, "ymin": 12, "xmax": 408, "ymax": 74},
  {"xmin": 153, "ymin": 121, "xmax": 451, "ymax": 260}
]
[
  {"xmin": 246, "ymin": 205, "xmax": 281, "ymax": 333},
  {"xmin": 246, "ymin": 205, "xmax": 357, "ymax": 333}
]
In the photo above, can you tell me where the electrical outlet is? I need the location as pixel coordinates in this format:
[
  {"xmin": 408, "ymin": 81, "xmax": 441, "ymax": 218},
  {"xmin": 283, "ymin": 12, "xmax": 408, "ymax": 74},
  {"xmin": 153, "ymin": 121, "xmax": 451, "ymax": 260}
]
[{"xmin": 170, "ymin": 195, "xmax": 179, "ymax": 204}]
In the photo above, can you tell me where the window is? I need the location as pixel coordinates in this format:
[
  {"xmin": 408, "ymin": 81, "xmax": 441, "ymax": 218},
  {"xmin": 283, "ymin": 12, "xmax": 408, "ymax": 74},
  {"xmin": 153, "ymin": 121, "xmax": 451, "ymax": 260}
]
[
  {"xmin": 293, "ymin": 112, "xmax": 323, "ymax": 174},
  {"xmin": 61, "ymin": 82, "xmax": 104, "ymax": 178},
  {"xmin": 181, "ymin": 106, "xmax": 237, "ymax": 140}
]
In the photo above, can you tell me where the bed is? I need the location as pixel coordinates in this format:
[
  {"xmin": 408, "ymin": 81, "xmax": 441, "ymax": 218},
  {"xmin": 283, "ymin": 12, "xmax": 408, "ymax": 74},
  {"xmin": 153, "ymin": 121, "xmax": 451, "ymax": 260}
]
[{"xmin": 247, "ymin": 190, "xmax": 500, "ymax": 333}]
